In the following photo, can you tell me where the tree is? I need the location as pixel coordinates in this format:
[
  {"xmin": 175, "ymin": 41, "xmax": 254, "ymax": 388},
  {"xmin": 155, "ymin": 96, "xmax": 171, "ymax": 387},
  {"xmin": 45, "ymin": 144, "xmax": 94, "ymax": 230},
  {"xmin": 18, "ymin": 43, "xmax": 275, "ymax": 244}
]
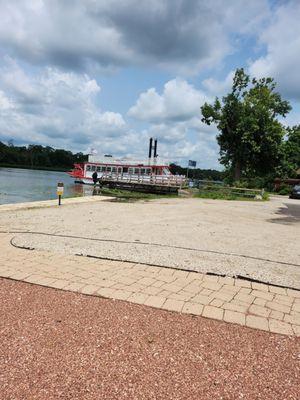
[
  {"xmin": 201, "ymin": 68, "xmax": 291, "ymax": 181},
  {"xmin": 0, "ymin": 141, "xmax": 88, "ymax": 170},
  {"xmin": 280, "ymin": 125, "xmax": 300, "ymax": 177},
  {"xmin": 169, "ymin": 163, "xmax": 224, "ymax": 181}
]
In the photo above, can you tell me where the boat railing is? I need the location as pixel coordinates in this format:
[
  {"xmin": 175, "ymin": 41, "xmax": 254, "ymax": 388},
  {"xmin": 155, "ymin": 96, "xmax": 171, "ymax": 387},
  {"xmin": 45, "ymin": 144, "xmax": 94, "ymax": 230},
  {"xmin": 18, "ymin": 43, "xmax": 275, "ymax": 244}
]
[{"xmin": 100, "ymin": 172, "xmax": 187, "ymax": 187}]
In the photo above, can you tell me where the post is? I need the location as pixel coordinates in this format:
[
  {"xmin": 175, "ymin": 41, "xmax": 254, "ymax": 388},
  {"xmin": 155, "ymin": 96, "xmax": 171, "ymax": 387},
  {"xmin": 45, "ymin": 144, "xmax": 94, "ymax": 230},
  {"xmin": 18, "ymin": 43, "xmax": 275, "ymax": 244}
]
[
  {"xmin": 57, "ymin": 182, "xmax": 64, "ymax": 206},
  {"xmin": 148, "ymin": 137, "xmax": 153, "ymax": 159},
  {"xmin": 154, "ymin": 138, "xmax": 157, "ymax": 157}
]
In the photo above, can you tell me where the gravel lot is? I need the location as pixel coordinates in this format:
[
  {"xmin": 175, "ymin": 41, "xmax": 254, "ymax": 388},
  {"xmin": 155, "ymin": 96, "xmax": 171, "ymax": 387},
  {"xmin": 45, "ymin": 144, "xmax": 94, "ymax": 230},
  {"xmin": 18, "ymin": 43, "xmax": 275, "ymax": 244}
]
[
  {"xmin": 1, "ymin": 278, "xmax": 299, "ymax": 400},
  {"xmin": 1, "ymin": 196, "xmax": 300, "ymax": 288}
]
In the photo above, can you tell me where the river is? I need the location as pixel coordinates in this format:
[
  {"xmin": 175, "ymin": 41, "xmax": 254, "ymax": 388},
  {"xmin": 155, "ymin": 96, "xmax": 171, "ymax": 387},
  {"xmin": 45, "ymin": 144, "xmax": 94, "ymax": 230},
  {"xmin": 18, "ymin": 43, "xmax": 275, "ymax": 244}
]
[{"xmin": 0, "ymin": 167, "xmax": 93, "ymax": 205}]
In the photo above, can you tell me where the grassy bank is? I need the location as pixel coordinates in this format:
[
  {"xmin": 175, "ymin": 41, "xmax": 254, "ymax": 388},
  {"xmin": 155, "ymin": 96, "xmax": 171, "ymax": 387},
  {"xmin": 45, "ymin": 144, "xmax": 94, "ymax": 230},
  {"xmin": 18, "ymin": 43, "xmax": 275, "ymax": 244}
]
[
  {"xmin": 100, "ymin": 188, "xmax": 178, "ymax": 202},
  {"xmin": 195, "ymin": 192, "xmax": 269, "ymax": 201},
  {"xmin": 194, "ymin": 187, "xmax": 269, "ymax": 201},
  {"xmin": 99, "ymin": 187, "xmax": 269, "ymax": 202}
]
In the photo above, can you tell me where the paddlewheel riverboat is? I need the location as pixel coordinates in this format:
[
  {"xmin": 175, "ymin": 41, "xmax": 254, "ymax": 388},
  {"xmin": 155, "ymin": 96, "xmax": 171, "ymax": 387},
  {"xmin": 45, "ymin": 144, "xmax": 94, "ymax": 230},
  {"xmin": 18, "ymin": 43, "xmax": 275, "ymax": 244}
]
[{"xmin": 68, "ymin": 138, "xmax": 186, "ymax": 193}]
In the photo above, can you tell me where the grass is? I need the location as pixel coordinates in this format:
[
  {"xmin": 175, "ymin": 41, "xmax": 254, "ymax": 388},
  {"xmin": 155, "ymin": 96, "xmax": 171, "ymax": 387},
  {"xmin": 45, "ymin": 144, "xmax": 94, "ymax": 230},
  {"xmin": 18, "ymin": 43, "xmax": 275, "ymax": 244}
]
[
  {"xmin": 194, "ymin": 188, "xmax": 269, "ymax": 201},
  {"xmin": 99, "ymin": 187, "xmax": 270, "ymax": 202},
  {"xmin": 70, "ymin": 183, "xmax": 269, "ymax": 203},
  {"xmin": 99, "ymin": 188, "xmax": 179, "ymax": 202}
]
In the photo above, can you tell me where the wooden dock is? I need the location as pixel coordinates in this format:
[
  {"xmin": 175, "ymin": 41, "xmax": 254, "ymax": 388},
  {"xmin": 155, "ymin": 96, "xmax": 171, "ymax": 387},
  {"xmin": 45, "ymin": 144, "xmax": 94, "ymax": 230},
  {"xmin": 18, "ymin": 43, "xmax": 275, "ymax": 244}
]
[{"xmin": 99, "ymin": 172, "xmax": 187, "ymax": 194}]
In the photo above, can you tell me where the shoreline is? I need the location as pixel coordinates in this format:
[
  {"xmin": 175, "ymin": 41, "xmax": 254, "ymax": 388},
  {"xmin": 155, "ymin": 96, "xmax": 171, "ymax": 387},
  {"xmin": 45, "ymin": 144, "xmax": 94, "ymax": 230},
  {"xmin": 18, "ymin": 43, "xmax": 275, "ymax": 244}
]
[
  {"xmin": 0, "ymin": 195, "xmax": 114, "ymax": 212},
  {"xmin": 0, "ymin": 164, "xmax": 69, "ymax": 172}
]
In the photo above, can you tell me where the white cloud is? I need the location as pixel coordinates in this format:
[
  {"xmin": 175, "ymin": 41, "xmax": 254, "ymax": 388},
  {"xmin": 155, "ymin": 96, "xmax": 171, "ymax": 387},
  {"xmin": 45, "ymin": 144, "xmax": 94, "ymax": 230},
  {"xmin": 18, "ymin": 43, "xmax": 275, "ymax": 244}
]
[
  {"xmin": 249, "ymin": 1, "xmax": 300, "ymax": 100},
  {"xmin": 0, "ymin": 0, "xmax": 270, "ymax": 75},
  {"xmin": 128, "ymin": 78, "xmax": 210, "ymax": 122},
  {"xmin": 202, "ymin": 71, "xmax": 235, "ymax": 97},
  {"xmin": 0, "ymin": 59, "xmax": 126, "ymax": 151},
  {"xmin": 0, "ymin": 60, "xmax": 221, "ymax": 168},
  {"xmin": 128, "ymin": 78, "xmax": 220, "ymax": 168},
  {"xmin": 1, "ymin": 0, "xmax": 283, "ymax": 170},
  {"xmin": 0, "ymin": 90, "xmax": 13, "ymax": 110}
]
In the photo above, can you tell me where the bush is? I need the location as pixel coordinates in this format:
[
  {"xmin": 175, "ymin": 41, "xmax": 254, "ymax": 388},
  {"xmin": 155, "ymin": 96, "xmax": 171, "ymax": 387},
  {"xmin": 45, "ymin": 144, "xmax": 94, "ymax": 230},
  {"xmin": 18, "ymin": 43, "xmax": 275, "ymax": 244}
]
[{"xmin": 277, "ymin": 185, "xmax": 291, "ymax": 195}]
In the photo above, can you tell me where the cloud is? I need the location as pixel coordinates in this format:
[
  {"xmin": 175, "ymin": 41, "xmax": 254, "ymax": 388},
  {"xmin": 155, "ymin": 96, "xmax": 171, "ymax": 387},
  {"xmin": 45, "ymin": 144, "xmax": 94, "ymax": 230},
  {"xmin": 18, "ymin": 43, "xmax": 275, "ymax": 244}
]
[
  {"xmin": 249, "ymin": 1, "xmax": 300, "ymax": 100},
  {"xmin": 129, "ymin": 78, "xmax": 220, "ymax": 168},
  {"xmin": 128, "ymin": 78, "xmax": 210, "ymax": 122},
  {"xmin": 0, "ymin": 90, "xmax": 13, "ymax": 110},
  {"xmin": 0, "ymin": 59, "xmax": 221, "ymax": 167},
  {"xmin": 0, "ymin": 0, "xmax": 270, "ymax": 75},
  {"xmin": 202, "ymin": 71, "xmax": 235, "ymax": 97},
  {"xmin": 143, "ymin": 126, "xmax": 220, "ymax": 168},
  {"xmin": 1, "ymin": 0, "xmax": 282, "ymax": 170},
  {"xmin": 0, "ymin": 59, "xmax": 126, "ymax": 151}
]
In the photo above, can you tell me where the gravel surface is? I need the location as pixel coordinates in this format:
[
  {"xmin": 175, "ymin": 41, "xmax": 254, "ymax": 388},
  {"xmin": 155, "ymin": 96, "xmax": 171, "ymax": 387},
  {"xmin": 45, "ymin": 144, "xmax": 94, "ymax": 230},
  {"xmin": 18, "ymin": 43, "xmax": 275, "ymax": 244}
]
[
  {"xmin": 1, "ymin": 278, "xmax": 299, "ymax": 400},
  {"xmin": 2, "ymin": 197, "xmax": 300, "ymax": 288},
  {"xmin": 11, "ymin": 232, "xmax": 300, "ymax": 289}
]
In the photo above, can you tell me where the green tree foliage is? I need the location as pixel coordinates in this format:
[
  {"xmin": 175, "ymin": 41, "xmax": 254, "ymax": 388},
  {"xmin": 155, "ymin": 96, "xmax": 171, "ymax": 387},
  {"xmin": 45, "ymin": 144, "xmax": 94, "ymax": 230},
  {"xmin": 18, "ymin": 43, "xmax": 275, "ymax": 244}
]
[
  {"xmin": 169, "ymin": 163, "xmax": 224, "ymax": 181},
  {"xmin": 201, "ymin": 68, "xmax": 291, "ymax": 181},
  {"xmin": 279, "ymin": 125, "xmax": 300, "ymax": 177},
  {"xmin": 0, "ymin": 142, "xmax": 87, "ymax": 170}
]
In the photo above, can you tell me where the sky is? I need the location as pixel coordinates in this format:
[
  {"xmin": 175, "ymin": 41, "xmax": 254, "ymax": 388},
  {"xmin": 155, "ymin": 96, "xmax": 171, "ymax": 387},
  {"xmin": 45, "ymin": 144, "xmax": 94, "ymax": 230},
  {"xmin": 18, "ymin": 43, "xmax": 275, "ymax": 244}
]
[{"xmin": 0, "ymin": 0, "xmax": 300, "ymax": 169}]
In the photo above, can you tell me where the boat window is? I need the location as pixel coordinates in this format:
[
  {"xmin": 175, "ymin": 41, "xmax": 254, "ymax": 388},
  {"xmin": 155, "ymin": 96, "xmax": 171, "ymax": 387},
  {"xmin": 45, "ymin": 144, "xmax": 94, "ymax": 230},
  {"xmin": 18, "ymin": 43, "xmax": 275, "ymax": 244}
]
[
  {"xmin": 128, "ymin": 167, "xmax": 134, "ymax": 174},
  {"xmin": 134, "ymin": 168, "xmax": 140, "ymax": 174},
  {"xmin": 141, "ymin": 168, "xmax": 146, "ymax": 175},
  {"xmin": 101, "ymin": 166, "xmax": 106, "ymax": 172},
  {"xmin": 112, "ymin": 166, "xmax": 117, "ymax": 173},
  {"xmin": 146, "ymin": 168, "xmax": 151, "ymax": 175},
  {"xmin": 123, "ymin": 167, "xmax": 128, "ymax": 173},
  {"xmin": 86, "ymin": 165, "xmax": 91, "ymax": 171},
  {"xmin": 96, "ymin": 166, "xmax": 101, "ymax": 172},
  {"xmin": 118, "ymin": 167, "xmax": 122, "ymax": 174},
  {"xmin": 91, "ymin": 165, "xmax": 96, "ymax": 171},
  {"xmin": 107, "ymin": 166, "xmax": 112, "ymax": 172}
]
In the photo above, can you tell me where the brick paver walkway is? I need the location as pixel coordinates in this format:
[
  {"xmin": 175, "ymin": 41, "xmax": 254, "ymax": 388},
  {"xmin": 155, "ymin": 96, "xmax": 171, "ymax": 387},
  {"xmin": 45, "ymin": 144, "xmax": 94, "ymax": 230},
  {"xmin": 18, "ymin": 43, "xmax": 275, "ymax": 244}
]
[{"xmin": 0, "ymin": 232, "xmax": 299, "ymax": 336}]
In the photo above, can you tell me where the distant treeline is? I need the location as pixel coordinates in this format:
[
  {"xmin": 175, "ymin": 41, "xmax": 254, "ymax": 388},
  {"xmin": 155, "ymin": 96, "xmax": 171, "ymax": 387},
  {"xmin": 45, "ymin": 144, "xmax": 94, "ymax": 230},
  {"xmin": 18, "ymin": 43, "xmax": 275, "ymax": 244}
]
[
  {"xmin": 169, "ymin": 163, "xmax": 224, "ymax": 181},
  {"xmin": 0, "ymin": 142, "xmax": 87, "ymax": 171}
]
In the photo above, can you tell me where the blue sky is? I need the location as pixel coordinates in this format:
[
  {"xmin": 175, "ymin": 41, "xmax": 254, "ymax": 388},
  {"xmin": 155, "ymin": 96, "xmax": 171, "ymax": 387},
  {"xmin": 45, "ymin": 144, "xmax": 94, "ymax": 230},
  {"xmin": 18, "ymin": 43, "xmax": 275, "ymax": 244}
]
[{"xmin": 0, "ymin": 0, "xmax": 299, "ymax": 169}]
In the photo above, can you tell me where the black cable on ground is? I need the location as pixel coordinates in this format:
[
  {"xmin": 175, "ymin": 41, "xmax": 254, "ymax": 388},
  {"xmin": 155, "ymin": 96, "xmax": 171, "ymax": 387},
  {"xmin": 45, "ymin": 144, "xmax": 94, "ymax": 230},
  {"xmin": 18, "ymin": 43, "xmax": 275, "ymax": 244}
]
[
  {"xmin": 2, "ymin": 229, "xmax": 300, "ymax": 268},
  {"xmin": 5, "ymin": 230, "xmax": 300, "ymax": 292}
]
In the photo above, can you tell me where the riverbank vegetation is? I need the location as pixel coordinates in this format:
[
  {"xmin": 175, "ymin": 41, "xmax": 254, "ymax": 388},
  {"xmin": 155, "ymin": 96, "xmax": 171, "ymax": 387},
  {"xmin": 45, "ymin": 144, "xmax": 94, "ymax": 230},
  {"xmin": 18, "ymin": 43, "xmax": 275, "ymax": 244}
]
[
  {"xmin": 0, "ymin": 142, "xmax": 87, "ymax": 171},
  {"xmin": 99, "ymin": 187, "xmax": 268, "ymax": 202},
  {"xmin": 169, "ymin": 164, "xmax": 224, "ymax": 181},
  {"xmin": 194, "ymin": 187, "xmax": 269, "ymax": 201}
]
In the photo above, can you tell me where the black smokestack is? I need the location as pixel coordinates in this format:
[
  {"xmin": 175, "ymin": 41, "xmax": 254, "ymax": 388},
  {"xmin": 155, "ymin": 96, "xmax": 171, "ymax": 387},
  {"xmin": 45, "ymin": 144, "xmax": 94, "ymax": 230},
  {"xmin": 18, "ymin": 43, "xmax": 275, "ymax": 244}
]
[
  {"xmin": 148, "ymin": 137, "xmax": 153, "ymax": 158},
  {"xmin": 154, "ymin": 139, "xmax": 158, "ymax": 158}
]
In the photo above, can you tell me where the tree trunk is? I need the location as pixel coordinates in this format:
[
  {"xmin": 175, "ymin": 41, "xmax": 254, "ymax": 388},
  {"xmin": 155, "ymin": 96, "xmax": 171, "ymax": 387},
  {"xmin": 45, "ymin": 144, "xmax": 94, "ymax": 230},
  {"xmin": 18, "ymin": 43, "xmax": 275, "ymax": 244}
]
[{"xmin": 234, "ymin": 160, "xmax": 241, "ymax": 181}]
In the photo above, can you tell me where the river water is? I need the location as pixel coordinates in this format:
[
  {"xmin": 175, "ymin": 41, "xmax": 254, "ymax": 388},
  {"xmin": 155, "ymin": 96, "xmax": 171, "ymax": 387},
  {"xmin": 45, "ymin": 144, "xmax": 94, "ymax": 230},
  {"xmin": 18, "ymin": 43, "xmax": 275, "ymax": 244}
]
[{"xmin": 0, "ymin": 167, "xmax": 93, "ymax": 205}]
